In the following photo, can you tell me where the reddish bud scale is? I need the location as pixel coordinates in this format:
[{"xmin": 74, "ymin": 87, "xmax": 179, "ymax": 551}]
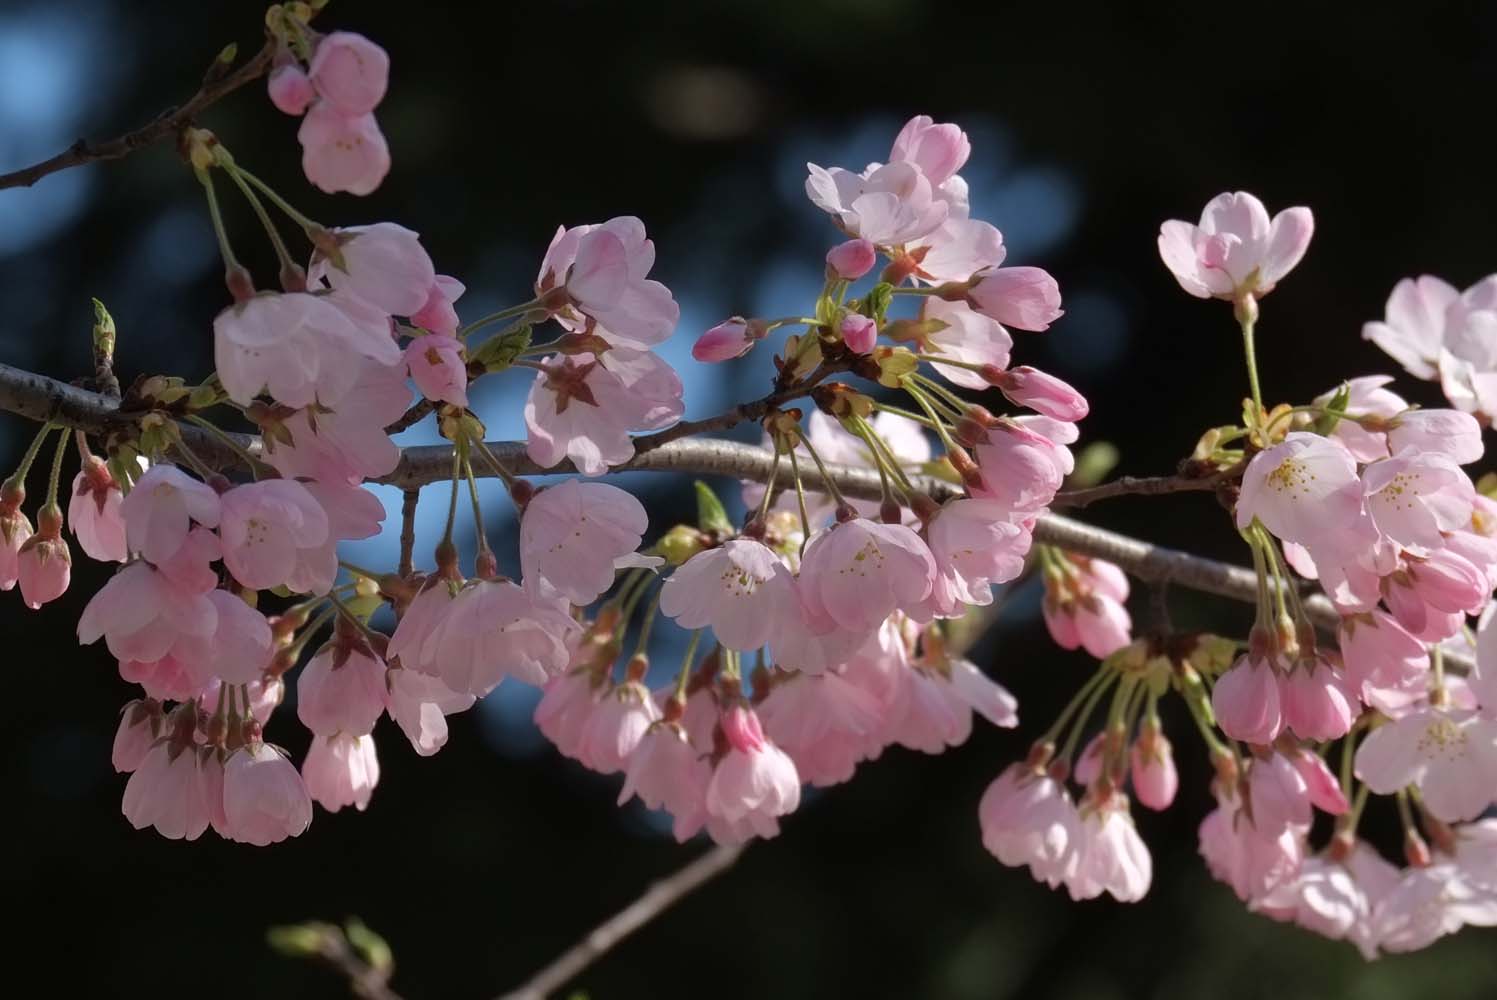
[
  {"xmin": 225, "ymin": 264, "xmax": 256, "ymax": 303},
  {"xmin": 1404, "ymin": 831, "xmax": 1431, "ymax": 868},
  {"xmin": 625, "ymin": 654, "xmax": 649, "ymax": 683},
  {"xmin": 35, "ymin": 503, "xmax": 63, "ymax": 537}
]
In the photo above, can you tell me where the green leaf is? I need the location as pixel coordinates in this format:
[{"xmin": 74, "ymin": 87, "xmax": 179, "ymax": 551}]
[
  {"xmin": 1313, "ymin": 381, "xmax": 1351, "ymax": 436},
  {"xmin": 694, "ymin": 481, "xmax": 733, "ymax": 535},
  {"xmin": 473, "ymin": 323, "xmax": 533, "ymax": 373},
  {"xmin": 861, "ymin": 282, "xmax": 895, "ymax": 325}
]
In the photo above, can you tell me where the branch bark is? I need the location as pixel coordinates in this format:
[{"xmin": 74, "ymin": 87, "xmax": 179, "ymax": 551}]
[
  {"xmin": 0, "ymin": 40, "xmax": 275, "ymax": 190},
  {"xmin": 0, "ymin": 360, "xmax": 1473, "ymax": 669},
  {"xmin": 495, "ymin": 844, "xmax": 744, "ymax": 1000}
]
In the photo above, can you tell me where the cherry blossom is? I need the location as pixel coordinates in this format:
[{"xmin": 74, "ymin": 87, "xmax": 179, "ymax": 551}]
[
  {"xmin": 307, "ymin": 32, "xmax": 390, "ymax": 116},
  {"xmin": 222, "ymin": 741, "xmax": 314, "ymax": 846},
  {"xmin": 797, "ymin": 518, "xmax": 936, "ymax": 633},
  {"xmin": 659, "ymin": 539, "xmax": 796, "ymax": 651},
  {"xmin": 1355, "ymin": 707, "xmax": 1497, "ymax": 822},
  {"xmin": 297, "ymin": 103, "xmax": 390, "ymax": 197},
  {"xmin": 68, "ymin": 456, "xmax": 126, "ymax": 563},
  {"xmin": 302, "ymin": 733, "xmax": 381, "ymax": 813},
  {"xmin": 536, "ymin": 217, "xmax": 679, "ymax": 350},
  {"xmin": 520, "ymin": 479, "xmax": 649, "ymax": 605},
  {"xmin": 1158, "ymin": 191, "xmax": 1314, "ymax": 301},
  {"xmin": 979, "ymin": 764, "xmax": 1081, "ymax": 888},
  {"xmin": 405, "ymin": 334, "xmax": 469, "ymax": 406},
  {"xmin": 704, "ymin": 704, "xmax": 801, "ymax": 840}
]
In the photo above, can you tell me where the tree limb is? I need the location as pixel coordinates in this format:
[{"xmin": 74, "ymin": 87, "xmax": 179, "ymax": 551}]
[
  {"xmin": 0, "ymin": 360, "xmax": 1472, "ymax": 669},
  {"xmin": 495, "ymin": 844, "xmax": 744, "ymax": 1000},
  {"xmin": 0, "ymin": 40, "xmax": 275, "ymax": 191}
]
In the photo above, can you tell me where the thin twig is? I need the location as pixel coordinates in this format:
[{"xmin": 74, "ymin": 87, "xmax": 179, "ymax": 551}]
[
  {"xmin": 1052, "ymin": 464, "xmax": 1242, "ymax": 509},
  {"xmin": 0, "ymin": 41, "xmax": 276, "ymax": 190},
  {"xmin": 495, "ymin": 844, "xmax": 745, "ymax": 1000},
  {"xmin": 398, "ymin": 489, "xmax": 419, "ymax": 578}
]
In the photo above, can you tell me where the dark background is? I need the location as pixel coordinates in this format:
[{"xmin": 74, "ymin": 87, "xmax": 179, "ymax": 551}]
[{"xmin": 2, "ymin": 0, "xmax": 1496, "ymax": 996}]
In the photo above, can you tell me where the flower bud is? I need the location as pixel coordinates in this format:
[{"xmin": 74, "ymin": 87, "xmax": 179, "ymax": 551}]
[
  {"xmin": 840, "ymin": 314, "xmax": 877, "ymax": 354},
  {"xmin": 825, "ymin": 239, "xmax": 876, "ymax": 281}
]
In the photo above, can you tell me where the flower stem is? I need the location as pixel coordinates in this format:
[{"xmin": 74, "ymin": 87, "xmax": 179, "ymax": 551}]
[
  {"xmin": 787, "ymin": 445, "xmax": 813, "ymax": 556},
  {"xmin": 1239, "ymin": 311, "xmax": 1265, "ymax": 422},
  {"xmin": 233, "ymin": 166, "xmax": 323, "ymax": 234},
  {"xmin": 674, "ymin": 630, "xmax": 704, "ymax": 701},
  {"xmin": 223, "ymin": 164, "xmax": 298, "ymax": 281},
  {"xmin": 44, "ymin": 422, "xmax": 70, "ymax": 508},
  {"xmin": 4, "ymin": 422, "xmax": 56, "ymax": 493},
  {"xmin": 458, "ymin": 300, "xmax": 543, "ymax": 339},
  {"xmin": 196, "ymin": 167, "xmax": 242, "ymax": 273},
  {"xmin": 184, "ymin": 414, "xmax": 266, "ymax": 478}
]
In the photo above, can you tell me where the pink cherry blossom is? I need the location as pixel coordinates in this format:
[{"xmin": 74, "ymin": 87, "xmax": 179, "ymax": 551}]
[
  {"xmin": 1382, "ymin": 548, "xmax": 1489, "ymax": 638},
  {"xmin": 0, "ymin": 496, "xmax": 32, "ymax": 590},
  {"xmin": 966, "ymin": 419, "xmax": 1071, "ymax": 516},
  {"xmin": 918, "ymin": 298, "xmax": 1012, "ymax": 390},
  {"xmin": 1212, "ymin": 654, "xmax": 1284, "ymax": 745},
  {"xmin": 112, "ymin": 700, "xmax": 160, "ymax": 773},
  {"xmin": 887, "ymin": 655, "xmax": 1018, "ymax": 753},
  {"xmin": 524, "ymin": 353, "xmax": 677, "ymax": 476},
  {"xmin": 758, "ymin": 671, "xmax": 882, "ymax": 787},
  {"xmin": 287, "ymin": 481, "xmax": 386, "ymax": 597},
  {"xmin": 122, "ymin": 741, "xmax": 214, "ymax": 841},
  {"xmin": 1355, "ymin": 706, "xmax": 1497, "ymax": 822},
  {"xmin": 218, "ymin": 479, "xmax": 329, "ymax": 592},
  {"xmin": 1157, "ymin": 191, "xmax": 1314, "ymax": 300},
  {"xmin": 825, "ymin": 238, "xmax": 876, "ymax": 281},
  {"xmin": 989, "ymin": 366, "xmax": 1089, "ymax": 421},
  {"xmin": 520, "ymin": 478, "xmax": 649, "ymax": 605},
  {"xmin": 302, "ymin": 733, "xmax": 380, "ymax": 813},
  {"xmin": 213, "ymin": 291, "xmax": 393, "ymax": 407},
  {"xmin": 1281, "ymin": 657, "xmax": 1357, "ymax": 742},
  {"xmin": 1362, "ymin": 450, "xmax": 1475, "ymax": 553},
  {"xmin": 1362, "ymin": 276, "xmax": 1460, "ymax": 380},
  {"xmin": 964, "ymin": 267, "xmax": 1063, "ymax": 331},
  {"xmin": 1041, "ymin": 553, "xmax": 1132, "ymax": 659},
  {"xmin": 68, "ymin": 457, "xmax": 126, "ymax": 562},
  {"xmin": 618, "ymin": 720, "xmax": 711, "ymax": 839},
  {"xmin": 1385, "ymin": 408, "xmax": 1484, "ymax": 465},
  {"xmin": 412, "ymin": 580, "xmax": 578, "ymax": 695},
  {"xmin": 906, "ymin": 217, "xmax": 1006, "ymax": 285},
  {"xmin": 385, "ymin": 667, "xmax": 475, "ymax": 756},
  {"xmin": 410, "ymin": 275, "xmax": 466, "ymax": 336},
  {"xmin": 1254, "ymin": 848, "xmax": 1399, "ymax": 958},
  {"xmin": 16, "ymin": 514, "xmax": 70, "ymax": 609},
  {"xmin": 77, "ymin": 559, "xmax": 217, "ymax": 662},
  {"xmin": 308, "ymin": 32, "xmax": 389, "ymax": 115},
  {"xmin": 119, "ymin": 464, "xmax": 220, "ymax": 565},
  {"xmin": 297, "ymin": 103, "xmax": 390, "ymax": 197},
  {"xmin": 599, "ymin": 347, "xmax": 684, "ymax": 431},
  {"xmin": 536, "ymin": 217, "xmax": 679, "ymax": 350},
  {"xmin": 222, "ymin": 741, "xmax": 314, "ymax": 846},
  {"xmin": 797, "ymin": 518, "xmax": 936, "ymax": 633},
  {"xmin": 692, "ymin": 318, "xmax": 755, "ymax": 363},
  {"xmin": 705, "ymin": 705, "xmax": 801, "ymax": 839},
  {"xmin": 297, "ymin": 640, "xmax": 388, "ymax": 737},
  {"xmin": 914, "ymin": 498, "xmax": 1029, "ymax": 619},
  {"xmin": 262, "ymin": 357, "xmax": 411, "ymax": 485},
  {"xmin": 312, "ymin": 223, "xmax": 436, "ymax": 318},
  {"xmin": 267, "ymin": 64, "xmax": 316, "ymax": 116},
  {"xmin": 889, "ymin": 115, "xmax": 970, "ymax": 186},
  {"xmin": 1066, "ymin": 793, "xmax": 1152, "ymax": 902},
  {"xmin": 1248, "ymin": 752, "xmax": 1315, "ymax": 834},
  {"xmin": 182, "ymin": 589, "xmax": 274, "ymax": 687},
  {"xmin": 577, "ymin": 680, "xmax": 660, "ymax": 775},
  {"xmin": 1236, "ymin": 432, "xmax": 1372, "ymax": 556},
  {"xmin": 535, "ymin": 669, "xmax": 603, "ymax": 760},
  {"xmin": 1290, "ymin": 749, "xmax": 1351, "ymax": 816},
  {"xmin": 1339, "ymin": 610, "xmax": 1430, "ymax": 715},
  {"xmin": 1130, "ymin": 722, "xmax": 1178, "ymax": 811},
  {"xmin": 405, "ymin": 334, "xmax": 468, "ymax": 406},
  {"xmin": 840, "ymin": 313, "xmax": 877, "ymax": 353},
  {"xmin": 979, "ymin": 763, "xmax": 1080, "ymax": 888},
  {"xmin": 805, "ymin": 159, "xmax": 949, "ymax": 246},
  {"xmin": 660, "ymin": 539, "xmax": 796, "ymax": 651},
  {"xmin": 1198, "ymin": 791, "xmax": 1306, "ymax": 902},
  {"xmin": 1371, "ymin": 861, "xmax": 1497, "ymax": 953}
]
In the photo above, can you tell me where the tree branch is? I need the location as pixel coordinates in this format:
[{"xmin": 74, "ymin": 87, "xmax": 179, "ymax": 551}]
[
  {"xmin": 1052, "ymin": 465, "xmax": 1241, "ymax": 509},
  {"xmin": 0, "ymin": 360, "xmax": 1473, "ymax": 670},
  {"xmin": 0, "ymin": 40, "xmax": 275, "ymax": 191},
  {"xmin": 495, "ymin": 844, "xmax": 744, "ymax": 1000}
]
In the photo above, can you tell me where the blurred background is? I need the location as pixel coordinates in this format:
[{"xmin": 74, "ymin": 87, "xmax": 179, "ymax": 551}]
[{"xmin": 3, "ymin": 0, "xmax": 1497, "ymax": 996}]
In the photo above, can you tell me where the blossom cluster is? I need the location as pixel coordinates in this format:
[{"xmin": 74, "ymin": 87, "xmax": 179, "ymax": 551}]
[{"xmin": 4, "ymin": 2, "xmax": 1497, "ymax": 963}]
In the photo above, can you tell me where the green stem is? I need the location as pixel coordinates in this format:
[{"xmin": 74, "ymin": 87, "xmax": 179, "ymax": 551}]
[
  {"xmin": 1240, "ymin": 312, "xmax": 1264, "ymax": 420},
  {"xmin": 753, "ymin": 448, "xmax": 783, "ymax": 525},
  {"xmin": 184, "ymin": 415, "xmax": 266, "ymax": 478},
  {"xmin": 4, "ymin": 423, "xmax": 56, "ymax": 493},
  {"xmin": 797, "ymin": 431, "xmax": 851, "ymax": 511},
  {"xmin": 441, "ymin": 443, "xmax": 463, "ymax": 547},
  {"xmin": 223, "ymin": 165, "xmax": 297, "ymax": 279},
  {"xmin": 632, "ymin": 585, "xmax": 664, "ymax": 658},
  {"xmin": 196, "ymin": 168, "xmax": 242, "ymax": 272},
  {"xmin": 871, "ymin": 401, "xmax": 942, "ymax": 430},
  {"xmin": 44, "ymin": 424, "xmax": 70, "ymax": 508},
  {"xmin": 233, "ymin": 166, "xmax": 322, "ymax": 234},
  {"xmin": 674, "ymin": 630, "xmax": 704, "ymax": 701},
  {"xmin": 787, "ymin": 445, "xmax": 814, "ymax": 555},
  {"xmin": 458, "ymin": 300, "xmax": 543, "ymax": 339},
  {"xmin": 1041, "ymin": 664, "xmax": 1111, "ymax": 745},
  {"xmin": 462, "ymin": 456, "xmax": 489, "ymax": 553},
  {"xmin": 338, "ymin": 559, "xmax": 385, "ymax": 581}
]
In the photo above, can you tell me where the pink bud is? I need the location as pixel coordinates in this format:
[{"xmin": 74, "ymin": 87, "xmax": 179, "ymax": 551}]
[
  {"xmin": 307, "ymin": 31, "xmax": 390, "ymax": 116},
  {"xmin": 826, "ymin": 239, "xmax": 877, "ymax": 281},
  {"xmin": 720, "ymin": 704, "xmax": 767, "ymax": 754},
  {"xmin": 113, "ymin": 700, "xmax": 160, "ymax": 773},
  {"xmin": 17, "ymin": 507, "xmax": 70, "ymax": 610},
  {"xmin": 692, "ymin": 318, "xmax": 755, "ymax": 363},
  {"xmin": 991, "ymin": 366, "xmax": 1089, "ymax": 421},
  {"xmin": 1130, "ymin": 733, "xmax": 1178, "ymax": 811},
  {"xmin": 1211, "ymin": 655, "xmax": 1283, "ymax": 745},
  {"xmin": 267, "ymin": 65, "xmax": 316, "ymax": 116},
  {"xmin": 968, "ymin": 267, "xmax": 1064, "ymax": 332},
  {"xmin": 1289, "ymin": 749, "xmax": 1349, "ymax": 815},
  {"xmin": 840, "ymin": 313, "xmax": 877, "ymax": 354}
]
